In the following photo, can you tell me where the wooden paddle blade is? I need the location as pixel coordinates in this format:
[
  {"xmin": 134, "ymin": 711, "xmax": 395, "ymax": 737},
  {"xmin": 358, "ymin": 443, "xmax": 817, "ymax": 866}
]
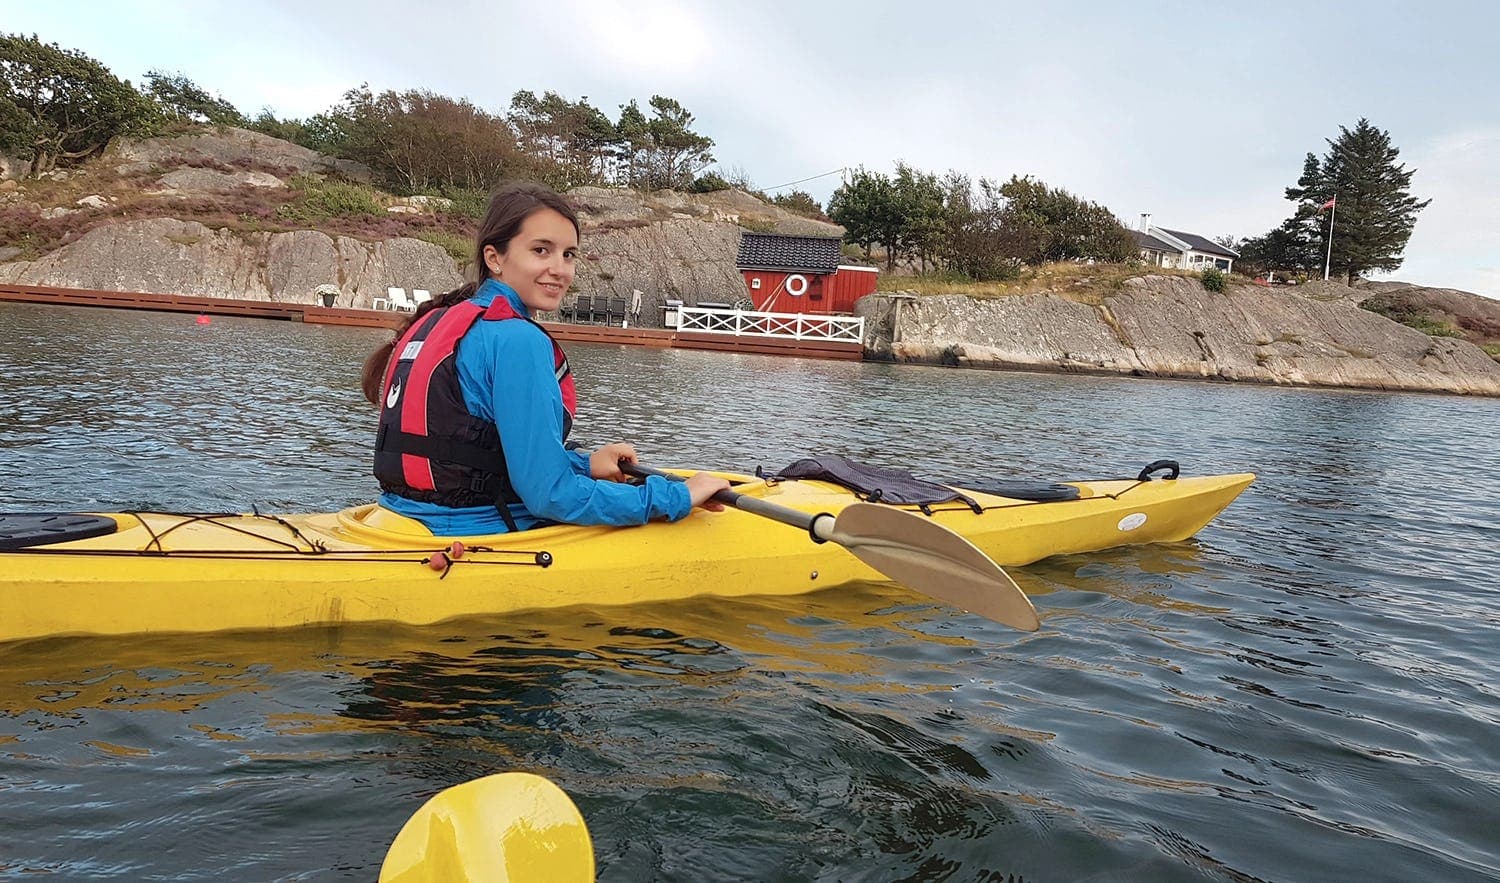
[
  {"xmin": 829, "ymin": 503, "xmax": 1040, "ymax": 632},
  {"xmin": 379, "ymin": 772, "xmax": 594, "ymax": 883}
]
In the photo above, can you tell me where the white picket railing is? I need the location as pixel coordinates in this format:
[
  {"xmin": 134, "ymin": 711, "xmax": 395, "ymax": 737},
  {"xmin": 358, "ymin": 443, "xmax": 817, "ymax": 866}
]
[{"xmin": 676, "ymin": 306, "xmax": 865, "ymax": 342}]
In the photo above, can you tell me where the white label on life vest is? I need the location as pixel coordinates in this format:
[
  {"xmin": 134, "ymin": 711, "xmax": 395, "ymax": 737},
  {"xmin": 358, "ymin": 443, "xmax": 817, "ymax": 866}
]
[
  {"xmin": 1117, "ymin": 513, "xmax": 1147, "ymax": 532},
  {"xmin": 399, "ymin": 340, "xmax": 424, "ymax": 361},
  {"xmin": 386, "ymin": 381, "xmax": 402, "ymax": 408}
]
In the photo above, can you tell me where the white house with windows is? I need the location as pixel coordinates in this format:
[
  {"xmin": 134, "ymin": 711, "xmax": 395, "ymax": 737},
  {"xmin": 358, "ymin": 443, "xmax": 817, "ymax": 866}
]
[{"xmin": 1132, "ymin": 214, "xmax": 1237, "ymax": 272}]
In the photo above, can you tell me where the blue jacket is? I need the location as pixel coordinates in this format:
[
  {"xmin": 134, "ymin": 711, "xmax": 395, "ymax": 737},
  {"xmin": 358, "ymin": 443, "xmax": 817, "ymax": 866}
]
[{"xmin": 380, "ymin": 279, "xmax": 691, "ymax": 534}]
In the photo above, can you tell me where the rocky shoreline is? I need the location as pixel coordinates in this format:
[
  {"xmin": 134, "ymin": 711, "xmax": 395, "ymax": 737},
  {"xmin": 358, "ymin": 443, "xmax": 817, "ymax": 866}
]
[
  {"xmin": 4, "ymin": 127, "xmax": 1498, "ymax": 398},
  {"xmin": 856, "ymin": 277, "xmax": 1500, "ymax": 397}
]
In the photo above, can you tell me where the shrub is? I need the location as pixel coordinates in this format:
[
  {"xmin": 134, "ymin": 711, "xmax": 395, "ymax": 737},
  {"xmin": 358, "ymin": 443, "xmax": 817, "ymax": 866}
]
[
  {"xmin": 1200, "ymin": 266, "xmax": 1227, "ymax": 292},
  {"xmin": 415, "ymin": 230, "xmax": 471, "ymax": 261},
  {"xmin": 1401, "ymin": 315, "xmax": 1464, "ymax": 338},
  {"xmin": 277, "ymin": 178, "xmax": 383, "ymax": 221},
  {"xmin": 689, "ymin": 172, "xmax": 731, "ymax": 193},
  {"xmin": 771, "ymin": 189, "xmax": 830, "ymax": 222},
  {"xmin": 1362, "ymin": 298, "xmax": 1466, "ymax": 339},
  {"xmin": 144, "ymin": 188, "xmax": 287, "ymax": 224},
  {"xmin": 434, "ymin": 186, "xmax": 490, "ymax": 219}
]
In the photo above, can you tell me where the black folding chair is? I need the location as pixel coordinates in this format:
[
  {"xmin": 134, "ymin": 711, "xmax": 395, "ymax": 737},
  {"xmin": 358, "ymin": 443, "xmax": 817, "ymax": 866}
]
[
  {"xmin": 573, "ymin": 295, "xmax": 593, "ymax": 323},
  {"xmin": 606, "ymin": 296, "xmax": 626, "ymax": 325}
]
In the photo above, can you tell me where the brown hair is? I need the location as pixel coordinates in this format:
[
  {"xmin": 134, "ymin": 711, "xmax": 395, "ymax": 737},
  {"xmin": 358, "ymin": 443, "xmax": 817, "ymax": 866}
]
[{"xmin": 360, "ymin": 182, "xmax": 580, "ymax": 404}]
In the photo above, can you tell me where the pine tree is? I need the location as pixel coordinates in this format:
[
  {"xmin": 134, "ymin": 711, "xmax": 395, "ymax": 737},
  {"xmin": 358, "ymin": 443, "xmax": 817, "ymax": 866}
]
[{"xmin": 1284, "ymin": 119, "xmax": 1430, "ymax": 281}]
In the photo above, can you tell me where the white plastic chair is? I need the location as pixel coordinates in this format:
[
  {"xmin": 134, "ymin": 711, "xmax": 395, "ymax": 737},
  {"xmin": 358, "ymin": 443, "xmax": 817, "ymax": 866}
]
[
  {"xmin": 413, "ymin": 289, "xmax": 432, "ymax": 306},
  {"xmin": 388, "ymin": 287, "xmax": 416, "ymax": 312}
]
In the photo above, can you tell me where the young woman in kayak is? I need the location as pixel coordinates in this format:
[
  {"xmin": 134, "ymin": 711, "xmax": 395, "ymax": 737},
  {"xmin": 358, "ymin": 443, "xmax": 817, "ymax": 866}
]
[{"xmin": 360, "ymin": 182, "xmax": 729, "ymax": 535}]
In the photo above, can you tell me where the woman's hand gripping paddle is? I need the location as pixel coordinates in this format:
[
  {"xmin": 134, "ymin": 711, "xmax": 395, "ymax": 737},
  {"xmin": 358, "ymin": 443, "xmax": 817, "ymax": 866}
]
[{"xmin": 627, "ymin": 463, "xmax": 1040, "ymax": 632}]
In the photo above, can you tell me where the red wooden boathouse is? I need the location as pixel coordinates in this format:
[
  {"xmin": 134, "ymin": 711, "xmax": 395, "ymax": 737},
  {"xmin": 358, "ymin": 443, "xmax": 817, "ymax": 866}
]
[{"xmin": 736, "ymin": 233, "xmax": 878, "ymax": 314}]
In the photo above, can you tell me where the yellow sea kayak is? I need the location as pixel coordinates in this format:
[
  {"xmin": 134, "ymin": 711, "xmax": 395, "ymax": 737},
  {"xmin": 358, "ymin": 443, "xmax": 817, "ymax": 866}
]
[{"xmin": 1, "ymin": 466, "xmax": 1253, "ymax": 642}]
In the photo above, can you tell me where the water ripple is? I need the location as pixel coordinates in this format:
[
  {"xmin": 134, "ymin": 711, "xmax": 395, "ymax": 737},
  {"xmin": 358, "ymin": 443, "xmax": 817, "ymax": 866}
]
[{"xmin": 1, "ymin": 302, "xmax": 1498, "ymax": 881}]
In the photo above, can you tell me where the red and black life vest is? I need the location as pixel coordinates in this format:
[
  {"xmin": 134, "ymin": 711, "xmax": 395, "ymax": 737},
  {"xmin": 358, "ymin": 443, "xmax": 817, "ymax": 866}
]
[{"xmin": 374, "ymin": 296, "xmax": 576, "ymax": 528}]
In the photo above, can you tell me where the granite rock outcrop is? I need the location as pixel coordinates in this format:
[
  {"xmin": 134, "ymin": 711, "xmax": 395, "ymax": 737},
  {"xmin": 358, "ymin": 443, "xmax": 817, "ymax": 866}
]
[
  {"xmin": 0, "ymin": 218, "xmax": 461, "ymax": 308},
  {"xmin": 859, "ymin": 276, "xmax": 1500, "ymax": 395}
]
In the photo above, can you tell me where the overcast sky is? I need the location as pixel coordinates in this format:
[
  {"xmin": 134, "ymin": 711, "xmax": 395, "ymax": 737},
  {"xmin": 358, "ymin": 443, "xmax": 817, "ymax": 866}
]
[{"xmin": 5, "ymin": 0, "xmax": 1497, "ymax": 297}]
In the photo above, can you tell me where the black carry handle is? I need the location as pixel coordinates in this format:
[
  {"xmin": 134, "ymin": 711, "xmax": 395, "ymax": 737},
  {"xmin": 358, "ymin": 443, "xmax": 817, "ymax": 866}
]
[{"xmin": 1136, "ymin": 460, "xmax": 1180, "ymax": 482}]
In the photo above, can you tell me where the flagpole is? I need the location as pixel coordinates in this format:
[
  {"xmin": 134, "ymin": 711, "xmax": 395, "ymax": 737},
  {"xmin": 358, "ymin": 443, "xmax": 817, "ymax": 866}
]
[{"xmin": 1323, "ymin": 197, "xmax": 1337, "ymax": 281}]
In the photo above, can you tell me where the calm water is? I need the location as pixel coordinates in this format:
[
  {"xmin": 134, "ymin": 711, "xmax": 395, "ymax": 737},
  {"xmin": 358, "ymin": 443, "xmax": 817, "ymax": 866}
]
[{"xmin": 1, "ymin": 302, "xmax": 1498, "ymax": 882}]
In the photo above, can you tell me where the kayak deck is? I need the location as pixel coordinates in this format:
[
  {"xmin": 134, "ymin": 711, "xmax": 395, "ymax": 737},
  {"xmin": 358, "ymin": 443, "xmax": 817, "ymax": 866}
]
[{"xmin": 2, "ymin": 468, "xmax": 1254, "ymax": 641}]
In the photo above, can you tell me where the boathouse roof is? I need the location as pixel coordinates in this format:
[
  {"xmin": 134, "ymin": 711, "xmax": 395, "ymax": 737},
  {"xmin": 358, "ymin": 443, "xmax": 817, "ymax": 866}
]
[{"xmin": 736, "ymin": 233, "xmax": 843, "ymax": 275}]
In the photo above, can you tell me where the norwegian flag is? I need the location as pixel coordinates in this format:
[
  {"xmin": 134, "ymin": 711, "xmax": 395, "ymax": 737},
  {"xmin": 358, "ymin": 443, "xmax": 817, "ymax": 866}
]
[{"xmin": 1320, "ymin": 197, "xmax": 1337, "ymax": 210}]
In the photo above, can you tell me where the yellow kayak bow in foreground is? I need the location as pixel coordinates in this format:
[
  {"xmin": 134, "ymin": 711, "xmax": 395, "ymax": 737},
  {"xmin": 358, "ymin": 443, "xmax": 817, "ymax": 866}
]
[{"xmin": 380, "ymin": 773, "xmax": 593, "ymax": 883}]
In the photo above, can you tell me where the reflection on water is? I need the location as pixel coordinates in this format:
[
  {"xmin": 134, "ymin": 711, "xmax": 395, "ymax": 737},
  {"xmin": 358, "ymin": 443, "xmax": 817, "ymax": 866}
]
[{"xmin": 2, "ymin": 302, "xmax": 1499, "ymax": 881}]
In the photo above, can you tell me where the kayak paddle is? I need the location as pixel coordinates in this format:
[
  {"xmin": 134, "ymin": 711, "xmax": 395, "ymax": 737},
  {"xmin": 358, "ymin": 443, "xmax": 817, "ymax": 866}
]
[
  {"xmin": 379, "ymin": 772, "xmax": 594, "ymax": 883},
  {"xmin": 626, "ymin": 463, "xmax": 1040, "ymax": 632}
]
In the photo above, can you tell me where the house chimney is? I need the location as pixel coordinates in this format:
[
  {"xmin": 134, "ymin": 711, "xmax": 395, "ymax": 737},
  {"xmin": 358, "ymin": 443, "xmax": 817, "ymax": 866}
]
[{"xmin": 1139, "ymin": 213, "xmax": 1151, "ymax": 232}]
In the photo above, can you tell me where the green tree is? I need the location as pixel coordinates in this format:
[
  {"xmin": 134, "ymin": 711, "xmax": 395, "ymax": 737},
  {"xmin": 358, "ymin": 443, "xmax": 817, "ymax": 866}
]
[
  {"xmin": 613, "ymin": 99, "xmax": 650, "ymax": 187},
  {"xmin": 144, "ymin": 70, "xmax": 244, "ymax": 126},
  {"xmin": 997, "ymin": 175, "xmax": 1134, "ymax": 264},
  {"xmin": 614, "ymin": 96, "xmax": 714, "ymax": 190},
  {"xmin": 646, "ymin": 95, "xmax": 714, "ymax": 189},
  {"xmin": 893, "ymin": 162, "xmax": 949, "ymax": 272},
  {"xmin": 828, "ymin": 167, "xmax": 904, "ymax": 268},
  {"xmin": 246, "ymin": 108, "xmax": 319, "ymax": 149},
  {"xmin": 1282, "ymin": 119, "xmax": 1430, "ymax": 281},
  {"xmin": 509, "ymin": 90, "xmax": 619, "ymax": 188},
  {"xmin": 310, "ymin": 85, "xmax": 526, "ymax": 193},
  {"xmin": 1235, "ymin": 220, "xmax": 1319, "ymax": 278},
  {"xmin": 941, "ymin": 172, "xmax": 1025, "ymax": 280},
  {"xmin": 0, "ymin": 33, "xmax": 159, "ymax": 174}
]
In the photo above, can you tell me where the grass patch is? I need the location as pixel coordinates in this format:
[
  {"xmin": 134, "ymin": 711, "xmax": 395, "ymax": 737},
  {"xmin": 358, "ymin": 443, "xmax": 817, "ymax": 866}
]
[
  {"xmin": 415, "ymin": 230, "xmax": 472, "ymax": 261},
  {"xmin": 1362, "ymin": 299, "xmax": 1464, "ymax": 338},
  {"xmin": 585, "ymin": 218, "xmax": 651, "ymax": 234},
  {"xmin": 1366, "ymin": 299, "xmax": 1466, "ymax": 338},
  {"xmin": 278, "ymin": 176, "xmax": 384, "ymax": 222},
  {"xmin": 432, "ymin": 187, "xmax": 489, "ymax": 219},
  {"xmin": 1483, "ymin": 343, "xmax": 1500, "ymax": 360},
  {"xmin": 1401, "ymin": 315, "xmax": 1464, "ymax": 338},
  {"xmin": 875, "ymin": 262, "xmax": 1202, "ymax": 304}
]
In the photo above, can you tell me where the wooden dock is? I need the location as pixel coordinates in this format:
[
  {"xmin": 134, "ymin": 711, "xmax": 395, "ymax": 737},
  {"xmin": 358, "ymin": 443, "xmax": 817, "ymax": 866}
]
[
  {"xmin": 0, "ymin": 281, "xmax": 401, "ymax": 329},
  {"xmin": 0, "ymin": 283, "xmax": 865, "ymax": 360}
]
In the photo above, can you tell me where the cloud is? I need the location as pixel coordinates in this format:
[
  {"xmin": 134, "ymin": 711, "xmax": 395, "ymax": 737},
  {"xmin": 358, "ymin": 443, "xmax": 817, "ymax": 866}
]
[
  {"xmin": 1383, "ymin": 128, "xmax": 1500, "ymax": 297},
  {"xmin": 568, "ymin": 0, "xmax": 713, "ymax": 81}
]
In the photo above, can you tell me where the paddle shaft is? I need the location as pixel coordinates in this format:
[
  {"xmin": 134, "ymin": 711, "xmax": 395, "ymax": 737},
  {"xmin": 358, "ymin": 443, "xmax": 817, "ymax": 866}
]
[
  {"xmin": 623, "ymin": 461, "xmax": 1039, "ymax": 631},
  {"xmin": 624, "ymin": 463, "xmax": 833, "ymax": 539}
]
